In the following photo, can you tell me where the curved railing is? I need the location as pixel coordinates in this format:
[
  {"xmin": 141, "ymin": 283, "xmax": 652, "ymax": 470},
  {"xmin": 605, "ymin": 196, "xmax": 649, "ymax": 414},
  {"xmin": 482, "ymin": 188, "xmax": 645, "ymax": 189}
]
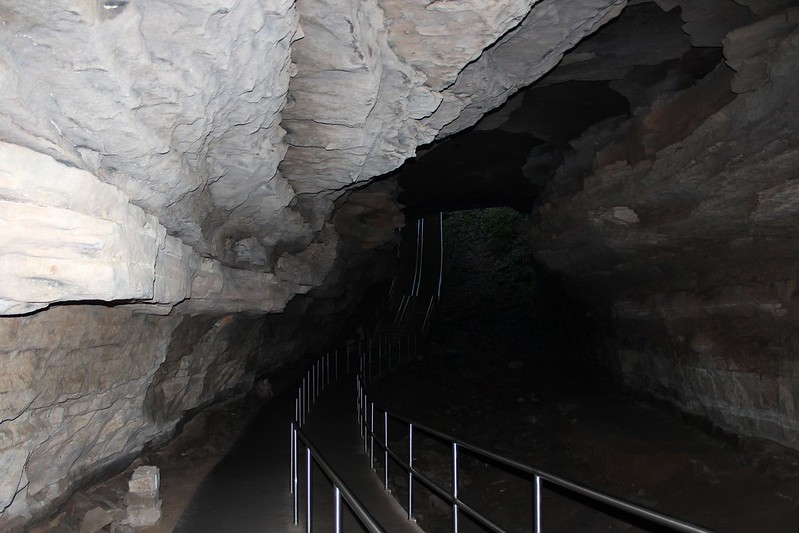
[
  {"xmin": 289, "ymin": 335, "xmax": 417, "ymax": 532},
  {"xmin": 292, "ymin": 424, "xmax": 384, "ymax": 532},
  {"xmin": 356, "ymin": 368, "xmax": 713, "ymax": 533},
  {"xmin": 287, "ymin": 318, "xmax": 711, "ymax": 532}
]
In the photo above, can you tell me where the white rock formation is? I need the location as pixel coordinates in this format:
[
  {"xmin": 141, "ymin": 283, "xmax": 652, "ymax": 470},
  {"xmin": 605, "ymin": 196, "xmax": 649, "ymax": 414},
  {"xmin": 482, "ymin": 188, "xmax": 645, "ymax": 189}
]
[
  {"xmin": 0, "ymin": 0, "xmax": 632, "ymax": 317},
  {"xmin": 11, "ymin": 0, "xmax": 777, "ymax": 529},
  {"xmin": 0, "ymin": 142, "xmax": 192, "ymax": 315}
]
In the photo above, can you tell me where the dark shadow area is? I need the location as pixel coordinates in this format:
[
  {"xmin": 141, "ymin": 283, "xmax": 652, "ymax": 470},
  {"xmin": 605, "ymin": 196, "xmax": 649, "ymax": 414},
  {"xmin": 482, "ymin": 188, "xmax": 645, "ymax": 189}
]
[{"xmin": 371, "ymin": 207, "xmax": 799, "ymax": 532}]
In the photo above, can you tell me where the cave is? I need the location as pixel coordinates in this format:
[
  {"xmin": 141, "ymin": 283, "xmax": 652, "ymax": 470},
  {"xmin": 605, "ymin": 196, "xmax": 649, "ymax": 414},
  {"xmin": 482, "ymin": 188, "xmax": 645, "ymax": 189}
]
[{"xmin": 1, "ymin": 0, "xmax": 799, "ymax": 531}]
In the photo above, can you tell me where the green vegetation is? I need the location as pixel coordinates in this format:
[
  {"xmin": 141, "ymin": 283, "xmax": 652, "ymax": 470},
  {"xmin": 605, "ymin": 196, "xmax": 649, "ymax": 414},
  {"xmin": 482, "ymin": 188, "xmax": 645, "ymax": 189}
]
[
  {"xmin": 446, "ymin": 207, "xmax": 527, "ymax": 254},
  {"xmin": 443, "ymin": 207, "xmax": 538, "ymax": 297}
]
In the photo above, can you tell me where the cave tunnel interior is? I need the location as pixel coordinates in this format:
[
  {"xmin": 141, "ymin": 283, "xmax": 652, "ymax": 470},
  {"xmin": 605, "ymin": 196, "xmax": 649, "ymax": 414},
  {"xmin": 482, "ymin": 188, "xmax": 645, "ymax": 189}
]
[
  {"xmin": 354, "ymin": 3, "xmax": 799, "ymax": 530},
  {"xmin": 5, "ymin": 0, "xmax": 799, "ymax": 531},
  {"xmin": 383, "ymin": 0, "xmax": 729, "ymax": 386}
]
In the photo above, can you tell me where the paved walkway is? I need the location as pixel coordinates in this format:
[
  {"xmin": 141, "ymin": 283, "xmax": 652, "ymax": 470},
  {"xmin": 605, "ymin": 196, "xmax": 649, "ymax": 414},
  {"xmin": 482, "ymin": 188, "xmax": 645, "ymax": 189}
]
[
  {"xmin": 174, "ymin": 385, "xmax": 296, "ymax": 532},
  {"xmin": 175, "ymin": 375, "xmax": 421, "ymax": 532}
]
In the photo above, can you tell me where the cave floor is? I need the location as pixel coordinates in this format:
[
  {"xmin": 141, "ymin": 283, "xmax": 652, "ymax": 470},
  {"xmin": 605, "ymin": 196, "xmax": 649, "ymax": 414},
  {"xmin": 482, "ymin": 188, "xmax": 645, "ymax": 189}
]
[{"xmin": 369, "ymin": 302, "xmax": 799, "ymax": 532}]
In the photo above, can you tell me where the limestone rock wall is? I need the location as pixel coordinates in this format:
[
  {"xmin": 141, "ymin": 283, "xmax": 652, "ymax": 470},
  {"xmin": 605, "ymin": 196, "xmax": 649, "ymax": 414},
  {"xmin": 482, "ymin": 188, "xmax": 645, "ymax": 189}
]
[
  {"xmin": 0, "ymin": 0, "xmax": 718, "ymax": 528},
  {"xmin": 0, "ymin": 0, "xmax": 300, "ymax": 259},
  {"xmin": 0, "ymin": 299, "xmax": 352, "ymax": 530},
  {"xmin": 430, "ymin": 0, "xmax": 629, "ymax": 136},
  {"xmin": 529, "ymin": 11, "xmax": 799, "ymax": 448},
  {"xmin": 0, "ymin": 0, "xmax": 627, "ymax": 317},
  {"xmin": 0, "ymin": 142, "xmax": 306, "ymax": 317},
  {"xmin": 0, "ymin": 307, "xmax": 177, "ymax": 529}
]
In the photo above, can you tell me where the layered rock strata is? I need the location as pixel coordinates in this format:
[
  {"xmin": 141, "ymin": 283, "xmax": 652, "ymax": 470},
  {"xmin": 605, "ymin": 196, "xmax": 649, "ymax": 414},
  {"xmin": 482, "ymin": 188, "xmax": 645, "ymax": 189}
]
[
  {"xmin": 1, "ymin": 0, "xmax": 634, "ymax": 526},
  {"xmin": 528, "ymin": 7, "xmax": 799, "ymax": 447},
  {"xmin": 4, "ymin": 0, "xmax": 797, "ymax": 528}
]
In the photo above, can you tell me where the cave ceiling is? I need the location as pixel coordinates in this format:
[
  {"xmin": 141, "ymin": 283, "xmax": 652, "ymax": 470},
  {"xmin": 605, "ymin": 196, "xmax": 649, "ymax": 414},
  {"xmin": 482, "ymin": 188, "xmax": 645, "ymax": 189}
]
[
  {"xmin": 0, "ymin": 0, "xmax": 797, "ymax": 315},
  {"xmin": 396, "ymin": 1, "xmax": 729, "ymax": 215}
]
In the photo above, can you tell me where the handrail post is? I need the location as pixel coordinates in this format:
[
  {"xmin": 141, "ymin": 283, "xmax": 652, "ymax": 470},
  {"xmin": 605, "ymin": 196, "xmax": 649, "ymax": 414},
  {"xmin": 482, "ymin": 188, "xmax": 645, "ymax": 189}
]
[
  {"xmin": 358, "ymin": 382, "xmax": 363, "ymax": 434},
  {"xmin": 291, "ymin": 426, "xmax": 300, "ymax": 526},
  {"xmin": 334, "ymin": 486, "xmax": 342, "ymax": 533},
  {"xmin": 356, "ymin": 378, "xmax": 361, "ymax": 427},
  {"xmin": 306, "ymin": 446, "xmax": 312, "ymax": 533},
  {"xmin": 363, "ymin": 390, "xmax": 368, "ymax": 455},
  {"xmin": 408, "ymin": 422, "xmax": 414, "ymax": 520},
  {"xmin": 384, "ymin": 410, "xmax": 389, "ymax": 490},
  {"xmin": 290, "ymin": 422, "xmax": 294, "ymax": 493},
  {"xmin": 452, "ymin": 442, "xmax": 459, "ymax": 532},
  {"xmin": 370, "ymin": 402, "xmax": 375, "ymax": 469},
  {"xmin": 534, "ymin": 474, "xmax": 542, "ymax": 533},
  {"xmin": 301, "ymin": 380, "xmax": 306, "ymax": 424}
]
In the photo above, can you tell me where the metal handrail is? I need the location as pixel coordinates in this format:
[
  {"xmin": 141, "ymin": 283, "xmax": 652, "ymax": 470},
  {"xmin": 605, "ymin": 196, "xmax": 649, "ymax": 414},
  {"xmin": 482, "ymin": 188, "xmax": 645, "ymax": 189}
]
[
  {"xmin": 289, "ymin": 335, "xmax": 418, "ymax": 531},
  {"xmin": 357, "ymin": 372, "xmax": 713, "ymax": 533},
  {"xmin": 293, "ymin": 422, "xmax": 385, "ymax": 532}
]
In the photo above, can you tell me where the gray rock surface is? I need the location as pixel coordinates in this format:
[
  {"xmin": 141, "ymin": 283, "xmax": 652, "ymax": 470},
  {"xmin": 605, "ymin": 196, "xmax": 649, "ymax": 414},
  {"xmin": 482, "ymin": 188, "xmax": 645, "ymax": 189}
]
[
  {"xmin": 79, "ymin": 507, "xmax": 114, "ymax": 533},
  {"xmin": 0, "ymin": 0, "xmax": 300, "ymax": 259},
  {"xmin": 125, "ymin": 466, "xmax": 161, "ymax": 527},
  {"xmin": 0, "ymin": 0, "xmax": 619, "ymax": 320},
  {"xmin": 430, "ymin": 0, "xmax": 628, "ymax": 136},
  {"xmin": 0, "ymin": 142, "xmax": 192, "ymax": 315},
  {"xmin": 527, "ymin": 15, "xmax": 799, "ymax": 448},
  {"xmin": 4, "ymin": 0, "xmax": 796, "ymax": 529}
]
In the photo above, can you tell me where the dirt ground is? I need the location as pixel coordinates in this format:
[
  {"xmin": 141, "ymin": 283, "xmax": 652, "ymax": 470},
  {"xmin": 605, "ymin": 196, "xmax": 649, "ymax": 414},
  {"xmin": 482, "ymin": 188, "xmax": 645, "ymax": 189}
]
[{"xmin": 370, "ymin": 342, "xmax": 799, "ymax": 532}]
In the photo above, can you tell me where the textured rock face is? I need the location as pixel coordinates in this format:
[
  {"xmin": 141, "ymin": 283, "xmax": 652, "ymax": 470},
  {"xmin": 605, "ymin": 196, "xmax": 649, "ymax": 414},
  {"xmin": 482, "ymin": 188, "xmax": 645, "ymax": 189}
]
[
  {"xmin": 0, "ymin": 142, "xmax": 194, "ymax": 315},
  {"xmin": 0, "ymin": 307, "xmax": 176, "ymax": 527},
  {"xmin": 3, "ymin": 0, "xmax": 635, "ymax": 522},
  {"xmin": 6, "ymin": 0, "xmax": 797, "ymax": 528},
  {"xmin": 430, "ymin": 0, "xmax": 628, "ymax": 136},
  {"xmin": 527, "ymin": 7, "xmax": 799, "ymax": 447},
  {"xmin": 0, "ymin": 301, "xmax": 350, "ymax": 529},
  {"xmin": 0, "ymin": 0, "xmax": 300, "ymax": 259},
  {"xmin": 0, "ymin": 0, "xmax": 628, "ymax": 318}
]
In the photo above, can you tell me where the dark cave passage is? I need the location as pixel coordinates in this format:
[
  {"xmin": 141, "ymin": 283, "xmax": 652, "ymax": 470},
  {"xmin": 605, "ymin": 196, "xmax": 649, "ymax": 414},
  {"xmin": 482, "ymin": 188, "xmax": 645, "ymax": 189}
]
[
  {"xmin": 10, "ymin": 1, "xmax": 799, "ymax": 530},
  {"xmin": 368, "ymin": 207, "xmax": 799, "ymax": 533}
]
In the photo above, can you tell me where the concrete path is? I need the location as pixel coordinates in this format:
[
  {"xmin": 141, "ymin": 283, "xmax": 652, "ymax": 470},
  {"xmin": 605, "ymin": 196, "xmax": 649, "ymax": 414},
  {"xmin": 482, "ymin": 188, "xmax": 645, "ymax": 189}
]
[
  {"xmin": 175, "ymin": 375, "xmax": 422, "ymax": 532},
  {"xmin": 300, "ymin": 376, "xmax": 423, "ymax": 532},
  {"xmin": 174, "ymin": 386, "xmax": 296, "ymax": 532}
]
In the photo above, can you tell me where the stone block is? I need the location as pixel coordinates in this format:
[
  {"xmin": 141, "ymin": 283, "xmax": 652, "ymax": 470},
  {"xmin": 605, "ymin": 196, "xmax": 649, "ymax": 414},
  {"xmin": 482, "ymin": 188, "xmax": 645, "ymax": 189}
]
[
  {"xmin": 126, "ymin": 504, "xmax": 162, "ymax": 528},
  {"xmin": 79, "ymin": 507, "xmax": 113, "ymax": 533},
  {"xmin": 128, "ymin": 466, "xmax": 160, "ymax": 495}
]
